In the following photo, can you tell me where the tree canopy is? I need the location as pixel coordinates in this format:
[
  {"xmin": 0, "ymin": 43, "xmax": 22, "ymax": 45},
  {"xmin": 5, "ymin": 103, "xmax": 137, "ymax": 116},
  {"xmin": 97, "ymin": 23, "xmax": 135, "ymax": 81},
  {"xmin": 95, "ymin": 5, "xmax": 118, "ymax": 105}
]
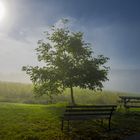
[{"xmin": 22, "ymin": 19, "xmax": 109, "ymax": 104}]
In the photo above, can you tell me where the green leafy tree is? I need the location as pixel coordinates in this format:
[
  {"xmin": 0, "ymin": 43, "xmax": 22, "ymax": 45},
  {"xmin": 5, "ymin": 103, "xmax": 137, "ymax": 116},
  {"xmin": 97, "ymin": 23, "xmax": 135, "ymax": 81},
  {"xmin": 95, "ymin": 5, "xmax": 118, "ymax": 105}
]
[{"xmin": 22, "ymin": 19, "xmax": 109, "ymax": 105}]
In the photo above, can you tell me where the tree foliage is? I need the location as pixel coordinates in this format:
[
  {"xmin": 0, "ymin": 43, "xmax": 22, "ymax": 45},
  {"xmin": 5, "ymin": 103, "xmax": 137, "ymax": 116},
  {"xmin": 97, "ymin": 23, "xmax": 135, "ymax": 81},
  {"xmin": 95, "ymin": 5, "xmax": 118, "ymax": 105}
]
[{"xmin": 22, "ymin": 19, "xmax": 109, "ymax": 104}]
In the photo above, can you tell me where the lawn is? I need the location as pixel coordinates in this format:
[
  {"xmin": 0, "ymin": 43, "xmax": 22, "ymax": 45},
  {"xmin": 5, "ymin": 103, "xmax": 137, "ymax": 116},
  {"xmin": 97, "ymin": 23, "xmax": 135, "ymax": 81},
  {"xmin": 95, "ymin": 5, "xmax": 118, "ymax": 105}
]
[{"xmin": 0, "ymin": 102, "xmax": 140, "ymax": 140}]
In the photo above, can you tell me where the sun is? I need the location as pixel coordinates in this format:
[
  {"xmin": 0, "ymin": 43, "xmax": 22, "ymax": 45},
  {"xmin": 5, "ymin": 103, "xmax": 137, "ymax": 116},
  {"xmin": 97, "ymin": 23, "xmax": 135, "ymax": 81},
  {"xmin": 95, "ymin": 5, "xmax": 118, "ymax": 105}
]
[{"xmin": 0, "ymin": 1, "xmax": 6, "ymax": 21}]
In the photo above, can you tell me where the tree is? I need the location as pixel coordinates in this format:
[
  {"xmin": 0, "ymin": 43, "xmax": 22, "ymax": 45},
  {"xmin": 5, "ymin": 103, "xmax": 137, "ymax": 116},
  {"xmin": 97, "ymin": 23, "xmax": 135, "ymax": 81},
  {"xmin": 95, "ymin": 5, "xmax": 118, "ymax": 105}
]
[{"xmin": 22, "ymin": 19, "xmax": 109, "ymax": 105}]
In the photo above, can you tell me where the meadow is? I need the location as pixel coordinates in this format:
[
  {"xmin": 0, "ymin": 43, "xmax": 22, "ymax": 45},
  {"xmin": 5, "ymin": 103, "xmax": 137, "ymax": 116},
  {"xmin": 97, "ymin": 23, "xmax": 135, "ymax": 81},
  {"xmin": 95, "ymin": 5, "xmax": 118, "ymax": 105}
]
[
  {"xmin": 0, "ymin": 81, "xmax": 126, "ymax": 105},
  {"xmin": 0, "ymin": 81, "xmax": 140, "ymax": 140}
]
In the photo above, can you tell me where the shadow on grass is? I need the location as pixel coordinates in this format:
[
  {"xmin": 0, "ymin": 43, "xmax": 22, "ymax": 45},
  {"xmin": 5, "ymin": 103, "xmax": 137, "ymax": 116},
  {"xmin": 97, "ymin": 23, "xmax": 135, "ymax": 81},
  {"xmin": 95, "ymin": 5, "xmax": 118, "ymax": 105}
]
[{"xmin": 61, "ymin": 112, "xmax": 140, "ymax": 140}]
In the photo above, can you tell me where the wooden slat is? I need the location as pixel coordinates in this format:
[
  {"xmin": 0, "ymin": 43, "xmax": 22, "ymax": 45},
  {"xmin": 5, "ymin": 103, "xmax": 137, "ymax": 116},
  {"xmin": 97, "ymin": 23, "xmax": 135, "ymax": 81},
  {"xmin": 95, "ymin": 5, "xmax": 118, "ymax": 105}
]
[
  {"xmin": 66, "ymin": 105, "xmax": 117, "ymax": 108},
  {"xmin": 65, "ymin": 108, "xmax": 114, "ymax": 112},
  {"xmin": 126, "ymin": 105, "xmax": 140, "ymax": 108},
  {"xmin": 63, "ymin": 115, "xmax": 110, "ymax": 120},
  {"xmin": 119, "ymin": 96, "xmax": 140, "ymax": 100},
  {"xmin": 127, "ymin": 101, "xmax": 140, "ymax": 103},
  {"xmin": 64, "ymin": 112, "xmax": 111, "ymax": 116}
]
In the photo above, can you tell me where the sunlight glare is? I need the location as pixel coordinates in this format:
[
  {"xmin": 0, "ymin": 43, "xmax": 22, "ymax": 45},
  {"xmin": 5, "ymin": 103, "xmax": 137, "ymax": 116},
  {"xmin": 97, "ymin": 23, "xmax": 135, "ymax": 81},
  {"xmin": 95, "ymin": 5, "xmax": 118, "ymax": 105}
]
[{"xmin": 0, "ymin": 1, "xmax": 6, "ymax": 21}]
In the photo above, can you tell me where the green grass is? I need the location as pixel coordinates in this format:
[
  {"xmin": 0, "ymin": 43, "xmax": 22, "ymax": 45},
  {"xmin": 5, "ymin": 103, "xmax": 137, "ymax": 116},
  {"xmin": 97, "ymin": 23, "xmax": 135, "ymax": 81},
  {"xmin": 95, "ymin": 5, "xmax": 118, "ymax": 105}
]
[
  {"xmin": 0, "ymin": 81, "xmax": 140, "ymax": 139},
  {"xmin": 0, "ymin": 102, "xmax": 140, "ymax": 140},
  {"xmin": 0, "ymin": 102, "xmax": 66, "ymax": 140}
]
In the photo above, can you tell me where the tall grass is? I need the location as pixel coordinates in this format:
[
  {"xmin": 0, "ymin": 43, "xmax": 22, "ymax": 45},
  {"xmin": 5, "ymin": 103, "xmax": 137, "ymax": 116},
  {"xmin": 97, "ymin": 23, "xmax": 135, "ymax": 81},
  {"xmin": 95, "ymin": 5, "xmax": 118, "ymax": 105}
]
[
  {"xmin": 0, "ymin": 81, "xmax": 33, "ymax": 102},
  {"xmin": 0, "ymin": 81, "xmax": 138, "ymax": 105},
  {"xmin": 53, "ymin": 88, "xmax": 120, "ymax": 104}
]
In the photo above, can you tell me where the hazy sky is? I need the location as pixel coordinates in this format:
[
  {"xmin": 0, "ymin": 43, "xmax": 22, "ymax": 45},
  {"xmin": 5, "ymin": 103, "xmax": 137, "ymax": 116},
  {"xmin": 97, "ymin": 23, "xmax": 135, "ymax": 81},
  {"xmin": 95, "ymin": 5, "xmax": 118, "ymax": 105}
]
[{"xmin": 0, "ymin": 0, "xmax": 140, "ymax": 93}]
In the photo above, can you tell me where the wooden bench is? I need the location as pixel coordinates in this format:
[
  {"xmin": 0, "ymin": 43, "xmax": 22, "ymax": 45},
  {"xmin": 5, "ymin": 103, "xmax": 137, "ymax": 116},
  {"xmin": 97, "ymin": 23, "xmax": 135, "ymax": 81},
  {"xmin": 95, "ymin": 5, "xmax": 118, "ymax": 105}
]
[
  {"xmin": 119, "ymin": 96, "xmax": 140, "ymax": 109},
  {"xmin": 61, "ymin": 105, "xmax": 117, "ymax": 131}
]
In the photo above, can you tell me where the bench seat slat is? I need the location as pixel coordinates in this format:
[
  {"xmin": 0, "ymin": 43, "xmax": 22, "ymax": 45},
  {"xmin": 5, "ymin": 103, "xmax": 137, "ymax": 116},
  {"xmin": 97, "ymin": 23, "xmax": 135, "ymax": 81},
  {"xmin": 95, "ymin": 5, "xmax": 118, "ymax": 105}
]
[
  {"xmin": 63, "ymin": 115, "xmax": 110, "ymax": 120},
  {"xmin": 64, "ymin": 112, "xmax": 111, "ymax": 116},
  {"xmin": 65, "ymin": 109, "xmax": 115, "ymax": 112},
  {"xmin": 67, "ymin": 105, "xmax": 117, "ymax": 108}
]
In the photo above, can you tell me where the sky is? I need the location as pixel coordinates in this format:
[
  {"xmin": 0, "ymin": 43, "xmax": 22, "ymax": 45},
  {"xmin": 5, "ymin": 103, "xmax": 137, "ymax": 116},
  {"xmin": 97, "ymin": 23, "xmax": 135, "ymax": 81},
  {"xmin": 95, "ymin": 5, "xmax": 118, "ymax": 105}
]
[{"xmin": 0, "ymin": 0, "xmax": 140, "ymax": 93}]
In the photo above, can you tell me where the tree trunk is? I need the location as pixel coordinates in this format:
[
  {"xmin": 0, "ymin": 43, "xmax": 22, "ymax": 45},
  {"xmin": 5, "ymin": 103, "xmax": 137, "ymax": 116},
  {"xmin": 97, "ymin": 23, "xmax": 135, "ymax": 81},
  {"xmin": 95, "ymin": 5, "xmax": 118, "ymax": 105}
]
[{"xmin": 70, "ymin": 86, "xmax": 76, "ymax": 105}]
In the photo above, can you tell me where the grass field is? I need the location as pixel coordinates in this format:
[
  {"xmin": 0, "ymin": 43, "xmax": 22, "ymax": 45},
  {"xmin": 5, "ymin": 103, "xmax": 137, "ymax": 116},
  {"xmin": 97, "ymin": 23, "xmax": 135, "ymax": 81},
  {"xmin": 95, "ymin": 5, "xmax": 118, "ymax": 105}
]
[
  {"xmin": 0, "ymin": 81, "xmax": 140, "ymax": 139},
  {"xmin": 0, "ymin": 102, "xmax": 65, "ymax": 140},
  {"xmin": 0, "ymin": 102, "xmax": 140, "ymax": 140}
]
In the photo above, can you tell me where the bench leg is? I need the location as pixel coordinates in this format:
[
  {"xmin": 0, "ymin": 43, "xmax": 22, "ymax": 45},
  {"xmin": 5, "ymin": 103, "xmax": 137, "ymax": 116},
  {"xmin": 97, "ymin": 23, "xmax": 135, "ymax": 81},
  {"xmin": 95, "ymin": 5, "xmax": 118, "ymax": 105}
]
[
  {"xmin": 61, "ymin": 120, "xmax": 64, "ymax": 131},
  {"xmin": 67, "ymin": 120, "xmax": 70, "ymax": 131},
  {"xmin": 101, "ymin": 119, "xmax": 103, "ymax": 126},
  {"xmin": 108, "ymin": 118, "xmax": 111, "ymax": 131},
  {"xmin": 61, "ymin": 120, "xmax": 70, "ymax": 131}
]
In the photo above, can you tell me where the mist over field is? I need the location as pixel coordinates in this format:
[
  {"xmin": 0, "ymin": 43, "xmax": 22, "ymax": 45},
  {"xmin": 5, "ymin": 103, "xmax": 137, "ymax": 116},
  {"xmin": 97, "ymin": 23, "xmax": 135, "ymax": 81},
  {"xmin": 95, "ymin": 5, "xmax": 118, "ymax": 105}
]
[
  {"xmin": 1, "ymin": 0, "xmax": 140, "ymax": 95},
  {"xmin": 105, "ymin": 69, "xmax": 140, "ymax": 93},
  {"xmin": 0, "ymin": 69, "xmax": 140, "ymax": 94}
]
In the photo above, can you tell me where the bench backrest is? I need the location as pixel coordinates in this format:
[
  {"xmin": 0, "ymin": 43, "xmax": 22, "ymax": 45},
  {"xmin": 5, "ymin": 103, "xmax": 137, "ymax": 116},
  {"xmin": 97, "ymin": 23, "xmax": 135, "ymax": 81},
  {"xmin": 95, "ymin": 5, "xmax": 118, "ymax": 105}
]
[
  {"xmin": 64, "ymin": 105, "xmax": 117, "ymax": 119},
  {"xmin": 119, "ymin": 96, "xmax": 140, "ymax": 100}
]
